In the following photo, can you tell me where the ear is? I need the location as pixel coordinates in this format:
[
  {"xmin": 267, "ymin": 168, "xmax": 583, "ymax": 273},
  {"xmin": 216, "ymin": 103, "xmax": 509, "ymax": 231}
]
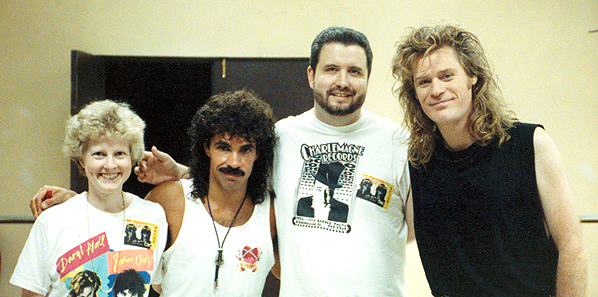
[
  {"xmin": 469, "ymin": 75, "xmax": 478, "ymax": 88},
  {"xmin": 307, "ymin": 66, "xmax": 315, "ymax": 89},
  {"xmin": 78, "ymin": 158, "xmax": 85, "ymax": 169},
  {"xmin": 204, "ymin": 144, "xmax": 211, "ymax": 158}
]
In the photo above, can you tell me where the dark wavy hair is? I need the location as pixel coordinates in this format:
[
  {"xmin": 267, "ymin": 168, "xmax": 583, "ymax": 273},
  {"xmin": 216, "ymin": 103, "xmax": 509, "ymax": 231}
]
[
  {"xmin": 113, "ymin": 269, "xmax": 145, "ymax": 297},
  {"xmin": 392, "ymin": 24, "xmax": 516, "ymax": 167},
  {"xmin": 188, "ymin": 89, "xmax": 276, "ymax": 204},
  {"xmin": 310, "ymin": 26, "xmax": 373, "ymax": 78}
]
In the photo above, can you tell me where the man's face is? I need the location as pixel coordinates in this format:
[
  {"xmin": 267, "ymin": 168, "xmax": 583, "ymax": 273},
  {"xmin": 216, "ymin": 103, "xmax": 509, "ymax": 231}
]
[
  {"xmin": 413, "ymin": 46, "xmax": 478, "ymax": 129},
  {"xmin": 313, "ymin": 180, "xmax": 330, "ymax": 205},
  {"xmin": 204, "ymin": 133, "xmax": 258, "ymax": 193},
  {"xmin": 308, "ymin": 42, "xmax": 368, "ymax": 117}
]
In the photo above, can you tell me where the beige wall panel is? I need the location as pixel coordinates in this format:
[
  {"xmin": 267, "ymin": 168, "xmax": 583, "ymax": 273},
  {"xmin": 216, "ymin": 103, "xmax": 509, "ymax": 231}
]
[{"xmin": 1, "ymin": 0, "xmax": 596, "ymax": 295}]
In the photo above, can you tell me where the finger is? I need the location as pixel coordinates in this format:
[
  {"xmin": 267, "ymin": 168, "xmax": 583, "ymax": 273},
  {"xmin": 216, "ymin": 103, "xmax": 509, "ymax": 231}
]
[
  {"xmin": 41, "ymin": 197, "xmax": 56, "ymax": 210},
  {"xmin": 137, "ymin": 173, "xmax": 147, "ymax": 183},
  {"xmin": 30, "ymin": 187, "xmax": 51, "ymax": 218},
  {"xmin": 151, "ymin": 146, "xmax": 170, "ymax": 162},
  {"xmin": 140, "ymin": 150, "xmax": 152, "ymax": 161},
  {"xmin": 30, "ymin": 196, "xmax": 40, "ymax": 219}
]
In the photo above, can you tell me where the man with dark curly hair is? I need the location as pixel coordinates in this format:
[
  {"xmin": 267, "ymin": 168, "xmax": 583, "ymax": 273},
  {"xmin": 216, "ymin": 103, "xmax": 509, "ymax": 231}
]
[
  {"xmin": 143, "ymin": 89, "xmax": 277, "ymax": 295},
  {"xmin": 30, "ymin": 90, "xmax": 277, "ymax": 296},
  {"xmin": 131, "ymin": 27, "xmax": 412, "ymax": 296},
  {"xmin": 32, "ymin": 27, "xmax": 413, "ymax": 296},
  {"xmin": 113, "ymin": 269, "xmax": 145, "ymax": 297}
]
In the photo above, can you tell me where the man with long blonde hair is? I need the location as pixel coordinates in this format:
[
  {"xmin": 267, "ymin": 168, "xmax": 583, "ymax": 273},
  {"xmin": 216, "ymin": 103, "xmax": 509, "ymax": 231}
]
[{"xmin": 392, "ymin": 24, "xmax": 587, "ymax": 296}]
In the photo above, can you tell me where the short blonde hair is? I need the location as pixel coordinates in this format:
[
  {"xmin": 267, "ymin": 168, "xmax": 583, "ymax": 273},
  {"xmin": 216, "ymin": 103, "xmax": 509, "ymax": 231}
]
[{"xmin": 63, "ymin": 100, "xmax": 145, "ymax": 174}]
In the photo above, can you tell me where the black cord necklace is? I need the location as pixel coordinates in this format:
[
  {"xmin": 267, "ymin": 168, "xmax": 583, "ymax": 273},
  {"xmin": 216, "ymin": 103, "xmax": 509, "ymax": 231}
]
[{"xmin": 206, "ymin": 194, "xmax": 248, "ymax": 292}]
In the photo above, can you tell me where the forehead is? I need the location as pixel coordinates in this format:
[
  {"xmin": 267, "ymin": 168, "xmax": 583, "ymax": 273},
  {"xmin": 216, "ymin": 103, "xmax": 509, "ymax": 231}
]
[
  {"xmin": 414, "ymin": 46, "xmax": 464, "ymax": 76},
  {"xmin": 317, "ymin": 43, "xmax": 368, "ymax": 69},
  {"xmin": 210, "ymin": 132, "xmax": 255, "ymax": 146},
  {"xmin": 87, "ymin": 136, "xmax": 129, "ymax": 149}
]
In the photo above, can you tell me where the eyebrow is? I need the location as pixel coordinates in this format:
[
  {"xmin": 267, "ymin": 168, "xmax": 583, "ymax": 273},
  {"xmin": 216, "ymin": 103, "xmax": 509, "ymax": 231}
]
[
  {"xmin": 414, "ymin": 67, "xmax": 457, "ymax": 82},
  {"xmin": 241, "ymin": 143, "xmax": 256, "ymax": 150},
  {"xmin": 214, "ymin": 141, "xmax": 231, "ymax": 147}
]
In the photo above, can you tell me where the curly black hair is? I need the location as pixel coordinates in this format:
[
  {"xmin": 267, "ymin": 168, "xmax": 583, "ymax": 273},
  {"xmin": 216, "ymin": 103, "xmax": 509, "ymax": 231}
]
[
  {"xmin": 112, "ymin": 269, "xmax": 146, "ymax": 296},
  {"xmin": 188, "ymin": 89, "xmax": 276, "ymax": 204}
]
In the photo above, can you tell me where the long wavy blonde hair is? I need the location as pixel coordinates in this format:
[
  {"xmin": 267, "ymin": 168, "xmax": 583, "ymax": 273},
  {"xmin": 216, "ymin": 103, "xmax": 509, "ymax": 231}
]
[{"xmin": 392, "ymin": 24, "xmax": 516, "ymax": 167}]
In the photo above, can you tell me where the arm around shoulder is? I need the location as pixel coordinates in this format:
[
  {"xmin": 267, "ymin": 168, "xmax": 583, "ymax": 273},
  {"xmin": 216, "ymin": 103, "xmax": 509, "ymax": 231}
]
[
  {"xmin": 533, "ymin": 127, "xmax": 587, "ymax": 296},
  {"xmin": 145, "ymin": 180, "xmax": 186, "ymax": 247}
]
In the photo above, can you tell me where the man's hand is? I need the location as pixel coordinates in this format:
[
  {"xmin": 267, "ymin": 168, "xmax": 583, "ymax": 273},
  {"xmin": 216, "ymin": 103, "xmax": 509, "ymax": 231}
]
[
  {"xmin": 30, "ymin": 186, "xmax": 77, "ymax": 219},
  {"xmin": 134, "ymin": 146, "xmax": 188, "ymax": 185}
]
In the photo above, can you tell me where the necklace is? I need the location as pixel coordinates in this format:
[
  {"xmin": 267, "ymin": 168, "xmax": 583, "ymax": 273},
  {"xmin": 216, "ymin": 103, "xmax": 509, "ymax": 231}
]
[
  {"xmin": 86, "ymin": 192, "xmax": 126, "ymax": 294},
  {"xmin": 206, "ymin": 194, "xmax": 248, "ymax": 292}
]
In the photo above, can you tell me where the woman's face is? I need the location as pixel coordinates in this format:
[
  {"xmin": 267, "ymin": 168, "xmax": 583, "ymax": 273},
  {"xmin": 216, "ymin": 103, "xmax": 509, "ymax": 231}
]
[{"xmin": 79, "ymin": 136, "xmax": 132, "ymax": 195}]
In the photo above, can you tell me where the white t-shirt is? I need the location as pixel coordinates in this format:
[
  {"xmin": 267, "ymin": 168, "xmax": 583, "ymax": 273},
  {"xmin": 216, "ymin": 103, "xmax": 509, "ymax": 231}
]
[
  {"xmin": 11, "ymin": 192, "xmax": 168, "ymax": 297},
  {"xmin": 273, "ymin": 109, "xmax": 410, "ymax": 296}
]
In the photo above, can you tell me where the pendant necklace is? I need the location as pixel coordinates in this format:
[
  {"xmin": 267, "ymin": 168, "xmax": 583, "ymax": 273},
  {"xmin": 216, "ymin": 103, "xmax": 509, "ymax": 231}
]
[
  {"xmin": 206, "ymin": 194, "xmax": 247, "ymax": 292},
  {"xmin": 86, "ymin": 192, "xmax": 126, "ymax": 294}
]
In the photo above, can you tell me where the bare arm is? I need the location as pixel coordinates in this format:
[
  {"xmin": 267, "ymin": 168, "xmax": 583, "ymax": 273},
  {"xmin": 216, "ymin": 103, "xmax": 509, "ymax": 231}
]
[
  {"xmin": 534, "ymin": 127, "xmax": 587, "ymax": 296},
  {"xmin": 134, "ymin": 146, "xmax": 190, "ymax": 185},
  {"xmin": 269, "ymin": 193, "xmax": 281, "ymax": 279},
  {"xmin": 151, "ymin": 284, "xmax": 163, "ymax": 295},
  {"xmin": 21, "ymin": 289, "xmax": 44, "ymax": 297},
  {"xmin": 29, "ymin": 186, "xmax": 77, "ymax": 219},
  {"xmin": 405, "ymin": 188, "xmax": 415, "ymax": 244},
  {"xmin": 145, "ymin": 180, "xmax": 186, "ymax": 249}
]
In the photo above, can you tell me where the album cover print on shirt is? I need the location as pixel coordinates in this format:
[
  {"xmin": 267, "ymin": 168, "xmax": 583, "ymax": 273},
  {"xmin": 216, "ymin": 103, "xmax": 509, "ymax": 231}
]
[{"xmin": 293, "ymin": 142, "xmax": 365, "ymax": 234}]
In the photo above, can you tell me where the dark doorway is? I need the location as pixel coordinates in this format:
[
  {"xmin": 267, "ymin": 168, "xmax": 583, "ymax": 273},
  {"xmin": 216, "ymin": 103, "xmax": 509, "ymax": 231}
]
[{"xmin": 71, "ymin": 50, "xmax": 313, "ymax": 297}]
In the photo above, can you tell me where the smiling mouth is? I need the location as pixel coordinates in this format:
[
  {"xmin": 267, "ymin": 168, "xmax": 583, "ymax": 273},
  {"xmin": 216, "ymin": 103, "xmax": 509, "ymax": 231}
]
[
  {"xmin": 101, "ymin": 173, "xmax": 119, "ymax": 179},
  {"xmin": 431, "ymin": 99, "xmax": 452, "ymax": 106},
  {"xmin": 330, "ymin": 92, "xmax": 352, "ymax": 98},
  {"xmin": 328, "ymin": 88, "xmax": 354, "ymax": 100}
]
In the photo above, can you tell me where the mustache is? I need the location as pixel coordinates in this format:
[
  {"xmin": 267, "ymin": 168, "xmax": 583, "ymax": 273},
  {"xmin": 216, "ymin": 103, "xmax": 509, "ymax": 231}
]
[
  {"xmin": 327, "ymin": 87, "xmax": 355, "ymax": 96},
  {"xmin": 219, "ymin": 166, "xmax": 245, "ymax": 176}
]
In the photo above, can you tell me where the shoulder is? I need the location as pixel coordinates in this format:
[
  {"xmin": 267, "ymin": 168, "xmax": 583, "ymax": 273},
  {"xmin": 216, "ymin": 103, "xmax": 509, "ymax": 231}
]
[
  {"xmin": 145, "ymin": 180, "xmax": 186, "ymax": 212},
  {"xmin": 532, "ymin": 126, "xmax": 557, "ymax": 157},
  {"xmin": 275, "ymin": 110, "xmax": 312, "ymax": 130},
  {"xmin": 42, "ymin": 193, "xmax": 85, "ymax": 218},
  {"xmin": 128, "ymin": 192, "xmax": 166, "ymax": 215},
  {"xmin": 363, "ymin": 110, "xmax": 405, "ymax": 133},
  {"xmin": 509, "ymin": 122, "xmax": 543, "ymax": 138}
]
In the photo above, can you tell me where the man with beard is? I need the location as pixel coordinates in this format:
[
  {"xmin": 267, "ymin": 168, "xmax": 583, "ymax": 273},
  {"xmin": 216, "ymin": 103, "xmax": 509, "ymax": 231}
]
[
  {"xmin": 270, "ymin": 27, "xmax": 410, "ymax": 296},
  {"xmin": 136, "ymin": 26, "xmax": 412, "ymax": 296},
  {"xmin": 32, "ymin": 27, "xmax": 412, "ymax": 296}
]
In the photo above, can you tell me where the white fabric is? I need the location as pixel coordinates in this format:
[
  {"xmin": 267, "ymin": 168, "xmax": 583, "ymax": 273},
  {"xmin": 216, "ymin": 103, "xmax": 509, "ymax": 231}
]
[
  {"xmin": 156, "ymin": 179, "xmax": 274, "ymax": 296},
  {"xmin": 273, "ymin": 109, "xmax": 410, "ymax": 296},
  {"xmin": 10, "ymin": 192, "xmax": 168, "ymax": 297}
]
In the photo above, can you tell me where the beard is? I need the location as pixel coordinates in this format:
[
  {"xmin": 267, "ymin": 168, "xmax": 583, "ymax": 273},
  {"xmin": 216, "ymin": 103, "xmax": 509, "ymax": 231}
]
[{"xmin": 314, "ymin": 87, "xmax": 366, "ymax": 116}]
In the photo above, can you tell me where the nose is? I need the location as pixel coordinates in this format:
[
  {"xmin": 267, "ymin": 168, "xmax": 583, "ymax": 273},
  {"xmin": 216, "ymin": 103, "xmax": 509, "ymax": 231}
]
[
  {"xmin": 227, "ymin": 151, "xmax": 242, "ymax": 168},
  {"xmin": 334, "ymin": 70, "xmax": 350, "ymax": 88},
  {"xmin": 104, "ymin": 155, "xmax": 118, "ymax": 169},
  {"xmin": 430, "ymin": 78, "xmax": 445, "ymax": 98}
]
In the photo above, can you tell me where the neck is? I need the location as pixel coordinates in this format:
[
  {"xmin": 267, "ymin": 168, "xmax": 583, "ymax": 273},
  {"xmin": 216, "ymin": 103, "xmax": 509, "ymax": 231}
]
[
  {"xmin": 314, "ymin": 105, "xmax": 362, "ymax": 127},
  {"xmin": 204, "ymin": 185, "xmax": 254, "ymax": 227},
  {"xmin": 206, "ymin": 184, "xmax": 248, "ymax": 206},
  {"xmin": 86, "ymin": 188, "xmax": 127, "ymax": 213},
  {"xmin": 437, "ymin": 121, "xmax": 476, "ymax": 152}
]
